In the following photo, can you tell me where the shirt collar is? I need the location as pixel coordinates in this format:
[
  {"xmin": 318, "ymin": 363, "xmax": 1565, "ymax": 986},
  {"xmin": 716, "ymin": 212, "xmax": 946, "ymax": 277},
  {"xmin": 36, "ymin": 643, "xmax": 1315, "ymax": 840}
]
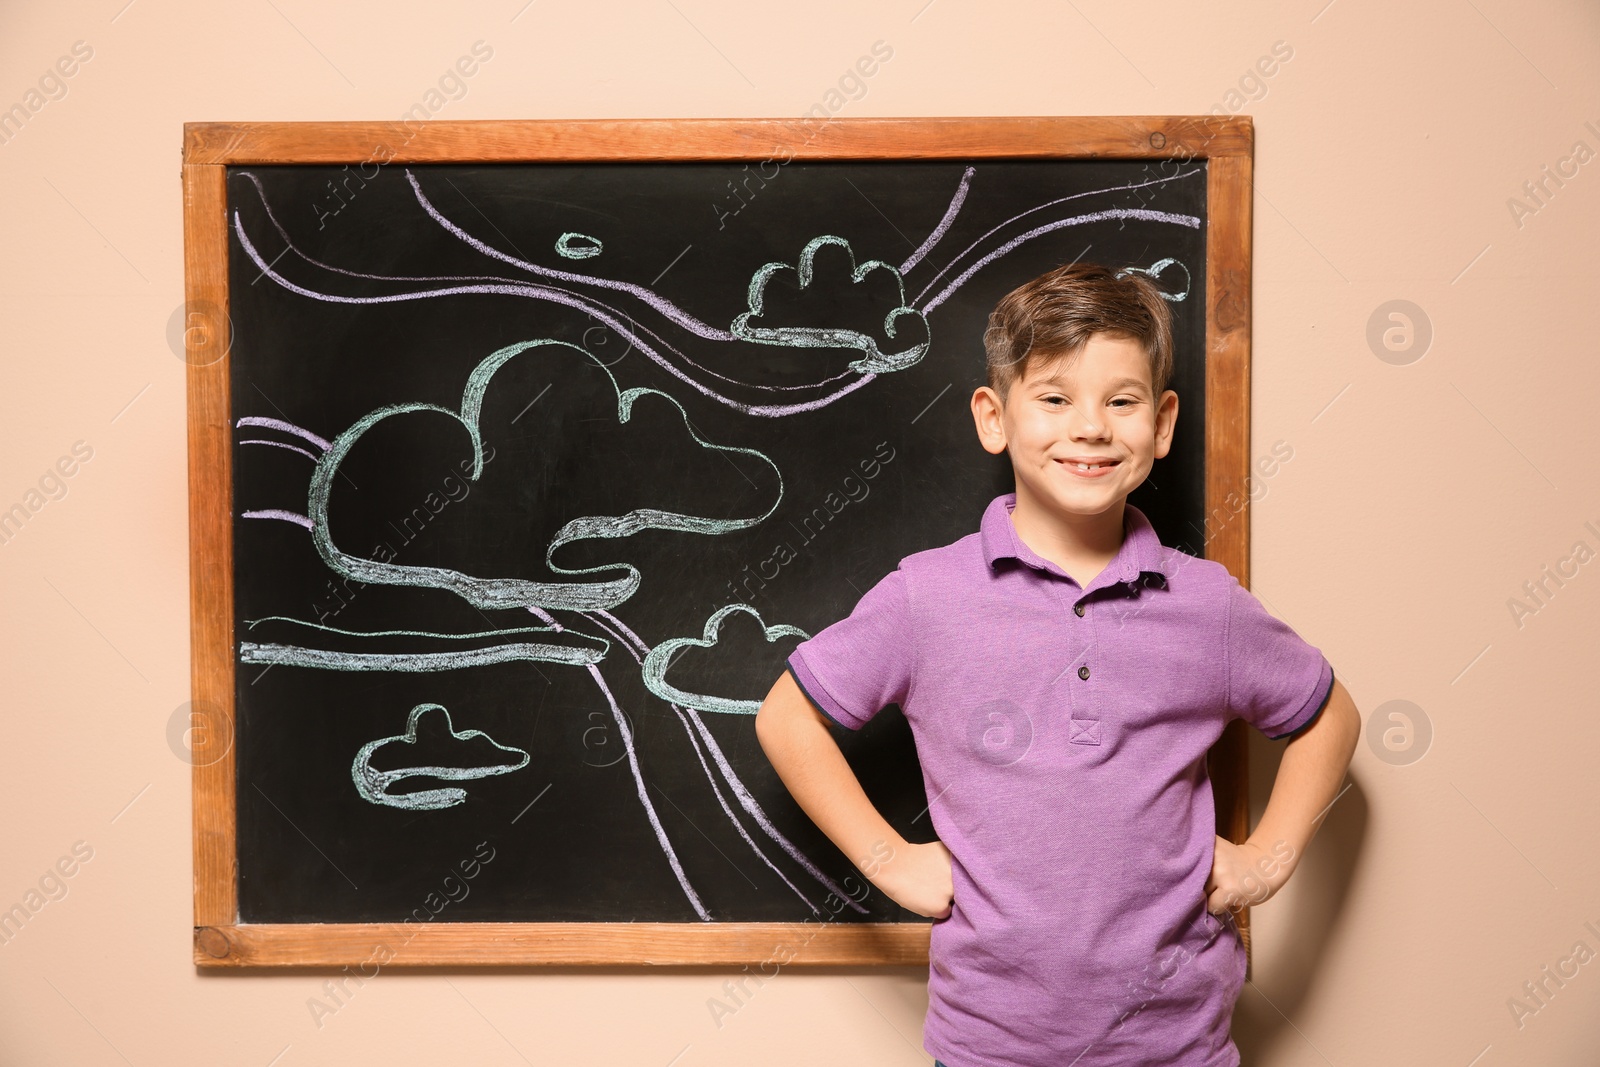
[{"xmin": 980, "ymin": 492, "xmax": 1166, "ymax": 594}]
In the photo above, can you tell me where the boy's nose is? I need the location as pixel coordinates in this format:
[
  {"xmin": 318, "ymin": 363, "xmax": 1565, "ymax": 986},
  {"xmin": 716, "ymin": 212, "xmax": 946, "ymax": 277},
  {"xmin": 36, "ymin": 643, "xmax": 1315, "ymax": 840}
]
[{"xmin": 1069, "ymin": 416, "xmax": 1109, "ymax": 438}]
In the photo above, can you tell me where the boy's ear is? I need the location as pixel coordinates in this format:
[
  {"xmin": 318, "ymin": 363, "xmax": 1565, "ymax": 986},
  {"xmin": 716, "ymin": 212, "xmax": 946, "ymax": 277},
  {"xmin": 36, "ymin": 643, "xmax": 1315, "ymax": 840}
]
[
  {"xmin": 970, "ymin": 386, "xmax": 1009, "ymax": 455},
  {"xmin": 1152, "ymin": 389, "xmax": 1179, "ymax": 460}
]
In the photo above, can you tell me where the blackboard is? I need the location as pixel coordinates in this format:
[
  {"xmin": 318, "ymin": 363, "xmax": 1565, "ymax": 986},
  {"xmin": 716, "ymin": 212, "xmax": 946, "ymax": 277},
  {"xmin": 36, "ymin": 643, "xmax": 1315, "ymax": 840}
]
[{"xmin": 183, "ymin": 117, "xmax": 1257, "ymax": 967}]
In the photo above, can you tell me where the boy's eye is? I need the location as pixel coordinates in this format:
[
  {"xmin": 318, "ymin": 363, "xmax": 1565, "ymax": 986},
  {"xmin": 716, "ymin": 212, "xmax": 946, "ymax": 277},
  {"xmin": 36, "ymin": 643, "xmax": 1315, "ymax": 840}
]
[{"xmin": 1042, "ymin": 396, "xmax": 1138, "ymax": 408}]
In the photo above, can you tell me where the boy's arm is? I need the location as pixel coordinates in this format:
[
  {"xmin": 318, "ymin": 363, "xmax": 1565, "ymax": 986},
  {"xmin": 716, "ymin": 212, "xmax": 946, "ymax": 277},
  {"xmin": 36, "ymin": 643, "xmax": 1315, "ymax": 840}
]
[
  {"xmin": 1206, "ymin": 676, "xmax": 1362, "ymax": 915},
  {"xmin": 754, "ymin": 670, "xmax": 953, "ymax": 918}
]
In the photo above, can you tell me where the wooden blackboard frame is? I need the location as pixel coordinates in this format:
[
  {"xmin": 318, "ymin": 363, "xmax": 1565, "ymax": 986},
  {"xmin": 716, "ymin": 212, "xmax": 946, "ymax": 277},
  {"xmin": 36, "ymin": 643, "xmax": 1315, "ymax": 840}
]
[{"xmin": 183, "ymin": 116, "xmax": 1256, "ymax": 968}]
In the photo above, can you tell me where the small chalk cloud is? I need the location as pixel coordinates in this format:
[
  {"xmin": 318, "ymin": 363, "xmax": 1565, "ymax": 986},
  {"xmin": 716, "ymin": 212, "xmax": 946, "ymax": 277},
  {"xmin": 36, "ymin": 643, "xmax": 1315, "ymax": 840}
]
[
  {"xmin": 352, "ymin": 702, "xmax": 530, "ymax": 810},
  {"xmin": 732, "ymin": 235, "xmax": 930, "ymax": 374},
  {"xmin": 1116, "ymin": 257, "xmax": 1191, "ymax": 302},
  {"xmin": 555, "ymin": 232, "xmax": 602, "ymax": 260},
  {"xmin": 642, "ymin": 604, "xmax": 809, "ymax": 716}
]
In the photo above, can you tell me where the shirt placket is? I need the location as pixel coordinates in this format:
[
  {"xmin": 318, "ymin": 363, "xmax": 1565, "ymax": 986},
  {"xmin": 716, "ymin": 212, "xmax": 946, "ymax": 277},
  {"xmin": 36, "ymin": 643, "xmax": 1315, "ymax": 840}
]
[
  {"xmin": 1035, "ymin": 572, "xmax": 1100, "ymax": 746},
  {"xmin": 1065, "ymin": 575, "xmax": 1147, "ymax": 747},
  {"xmin": 1065, "ymin": 586, "xmax": 1104, "ymax": 745}
]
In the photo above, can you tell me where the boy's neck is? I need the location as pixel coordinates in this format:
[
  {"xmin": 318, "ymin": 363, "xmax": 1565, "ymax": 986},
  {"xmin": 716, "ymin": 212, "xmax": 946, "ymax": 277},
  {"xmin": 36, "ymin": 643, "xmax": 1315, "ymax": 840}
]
[{"xmin": 1007, "ymin": 483, "xmax": 1128, "ymax": 588}]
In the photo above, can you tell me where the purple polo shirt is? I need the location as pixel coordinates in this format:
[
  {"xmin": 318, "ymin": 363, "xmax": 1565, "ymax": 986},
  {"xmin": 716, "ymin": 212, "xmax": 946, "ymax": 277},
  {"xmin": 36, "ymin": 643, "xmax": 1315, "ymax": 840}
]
[{"xmin": 786, "ymin": 492, "xmax": 1334, "ymax": 1067}]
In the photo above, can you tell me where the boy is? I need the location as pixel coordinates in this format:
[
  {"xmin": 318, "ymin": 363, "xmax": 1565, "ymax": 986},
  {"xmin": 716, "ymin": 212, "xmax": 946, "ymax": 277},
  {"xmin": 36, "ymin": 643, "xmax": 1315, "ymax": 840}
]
[{"xmin": 754, "ymin": 263, "xmax": 1361, "ymax": 1067}]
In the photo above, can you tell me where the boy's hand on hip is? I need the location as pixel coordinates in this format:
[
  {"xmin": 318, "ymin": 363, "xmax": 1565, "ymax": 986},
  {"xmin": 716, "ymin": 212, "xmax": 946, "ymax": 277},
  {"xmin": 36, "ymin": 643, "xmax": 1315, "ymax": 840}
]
[
  {"xmin": 1204, "ymin": 835, "xmax": 1294, "ymax": 917},
  {"xmin": 870, "ymin": 839, "xmax": 954, "ymax": 919}
]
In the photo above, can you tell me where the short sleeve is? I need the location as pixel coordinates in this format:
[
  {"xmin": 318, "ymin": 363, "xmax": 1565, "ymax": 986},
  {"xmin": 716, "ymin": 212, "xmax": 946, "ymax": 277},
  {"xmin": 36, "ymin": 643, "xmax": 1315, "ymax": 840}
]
[
  {"xmin": 1224, "ymin": 578, "xmax": 1335, "ymax": 739},
  {"xmin": 785, "ymin": 568, "xmax": 915, "ymax": 731}
]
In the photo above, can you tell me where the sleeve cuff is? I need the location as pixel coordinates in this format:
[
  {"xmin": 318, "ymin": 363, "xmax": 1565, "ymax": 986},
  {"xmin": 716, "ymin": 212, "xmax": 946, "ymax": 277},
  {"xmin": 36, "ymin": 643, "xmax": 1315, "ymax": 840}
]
[
  {"xmin": 1265, "ymin": 657, "xmax": 1336, "ymax": 740},
  {"xmin": 786, "ymin": 651, "xmax": 866, "ymax": 731}
]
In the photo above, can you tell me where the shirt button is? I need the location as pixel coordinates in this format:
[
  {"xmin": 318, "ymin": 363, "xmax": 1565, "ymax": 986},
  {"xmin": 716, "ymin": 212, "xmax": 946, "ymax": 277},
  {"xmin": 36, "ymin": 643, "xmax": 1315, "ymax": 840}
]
[
  {"xmin": 1078, "ymin": 665, "xmax": 1090, "ymax": 680},
  {"xmin": 1074, "ymin": 603, "xmax": 1085, "ymax": 617}
]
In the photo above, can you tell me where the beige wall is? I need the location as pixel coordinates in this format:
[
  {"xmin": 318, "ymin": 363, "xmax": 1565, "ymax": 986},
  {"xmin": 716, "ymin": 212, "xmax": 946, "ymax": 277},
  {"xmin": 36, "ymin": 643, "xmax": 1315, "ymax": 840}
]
[{"xmin": 3, "ymin": 0, "xmax": 1598, "ymax": 1063}]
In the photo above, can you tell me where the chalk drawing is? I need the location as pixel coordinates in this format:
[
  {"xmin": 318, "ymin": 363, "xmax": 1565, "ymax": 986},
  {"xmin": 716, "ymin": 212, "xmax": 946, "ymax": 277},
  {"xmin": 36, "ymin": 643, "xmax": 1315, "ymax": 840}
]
[
  {"xmin": 732, "ymin": 235, "xmax": 930, "ymax": 374},
  {"xmin": 900, "ymin": 165, "xmax": 975, "ymax": 274},
  {"xmin": 302, "ymin": 338, "xmax": 784, "ymax": 613},
  {"xmin": 351, "ymin": 703, "xmax": 530, "ymax": 810},
  {"xmin": 555, "ymin": 232, "xmax": 603, "ymax": 259},
  {"xmin": 642, "ymin": 603, "xmax": 809, "ymax": 716},
  {"xmin": 1117, "ymin": 257, "xmax": 1192, "ymax": 301}
]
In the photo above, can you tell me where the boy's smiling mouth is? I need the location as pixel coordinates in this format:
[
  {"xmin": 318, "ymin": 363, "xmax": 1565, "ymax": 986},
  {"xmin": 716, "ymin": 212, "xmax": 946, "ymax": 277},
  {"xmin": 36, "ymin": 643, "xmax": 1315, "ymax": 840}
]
[{"xmin": 1057, "ymin": 456, "xmax": 1121, "ymax": 476}]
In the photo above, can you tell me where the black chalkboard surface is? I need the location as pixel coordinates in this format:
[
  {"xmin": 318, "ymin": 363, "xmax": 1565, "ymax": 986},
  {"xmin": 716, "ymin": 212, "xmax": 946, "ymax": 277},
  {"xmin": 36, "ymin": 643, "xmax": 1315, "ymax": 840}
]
[
  {"xmin": 182, "ymin": 117, "xmax": 1262, "ymax": 966},
  {"xmin": 223, "ymin": 155, "xmax": 1209, "ymax": 926}
]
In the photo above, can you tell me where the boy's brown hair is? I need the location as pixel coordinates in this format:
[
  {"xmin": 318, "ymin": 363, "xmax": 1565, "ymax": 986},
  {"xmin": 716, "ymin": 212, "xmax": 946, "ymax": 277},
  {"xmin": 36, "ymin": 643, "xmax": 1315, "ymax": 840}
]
[{"xmin": 983, "ymin": 262, "xmax": 1174, "ymax": 403}]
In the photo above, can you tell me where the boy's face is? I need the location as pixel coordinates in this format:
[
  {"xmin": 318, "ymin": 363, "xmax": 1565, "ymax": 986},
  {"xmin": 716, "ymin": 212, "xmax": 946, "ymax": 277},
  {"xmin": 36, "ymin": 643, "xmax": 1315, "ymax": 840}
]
[{"xmin": 970, "ymin": 332, "xmax": 1179, "ymax": 521}]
